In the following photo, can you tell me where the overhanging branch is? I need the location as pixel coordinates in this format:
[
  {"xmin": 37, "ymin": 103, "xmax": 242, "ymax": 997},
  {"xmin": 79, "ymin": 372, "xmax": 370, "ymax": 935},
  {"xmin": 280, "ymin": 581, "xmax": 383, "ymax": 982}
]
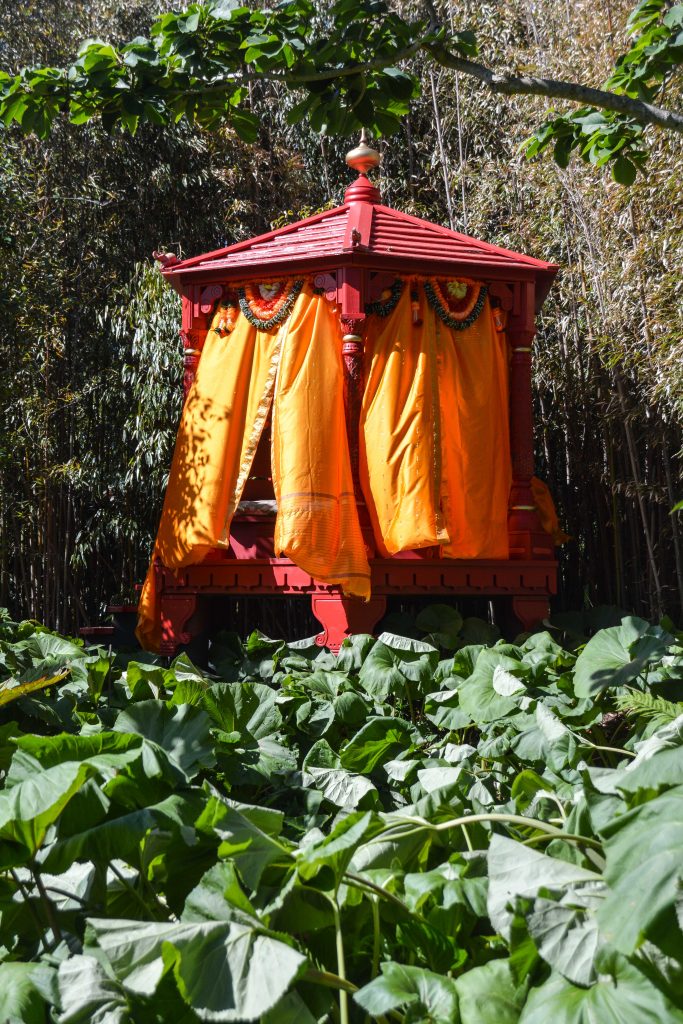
[{"xmin": 427, "ymin": 43, "xmax": 683, "ymax": 136}]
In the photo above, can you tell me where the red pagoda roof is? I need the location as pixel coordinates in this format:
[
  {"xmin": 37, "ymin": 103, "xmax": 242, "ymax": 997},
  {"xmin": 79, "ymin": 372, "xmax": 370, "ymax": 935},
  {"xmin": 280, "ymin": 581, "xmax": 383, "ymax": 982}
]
[{"xmin": 160, "ymin": 150, "xmax": 558, "ymax": 309}]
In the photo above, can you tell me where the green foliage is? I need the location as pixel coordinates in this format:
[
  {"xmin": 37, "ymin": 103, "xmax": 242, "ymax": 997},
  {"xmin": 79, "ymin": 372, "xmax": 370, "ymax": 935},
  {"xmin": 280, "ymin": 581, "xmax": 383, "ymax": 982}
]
[
  {"xmin": 1, "ymin": 610, "xmax": 683, "ymax": 1021},
  {"xmin": 0, "ymin": 0, "xmax": 680, "ymax": 177},
  {"xmin": 523, "ymin": 0, "xmax": 683, "ymax": 177}
]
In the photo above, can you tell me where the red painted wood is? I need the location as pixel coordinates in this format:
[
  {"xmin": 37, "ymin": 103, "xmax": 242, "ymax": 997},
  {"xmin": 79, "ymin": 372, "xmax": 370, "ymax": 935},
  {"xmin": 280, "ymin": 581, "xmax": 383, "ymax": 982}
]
[
  {"xmin": 152, "ymin": 555, "xmax": 557, "ymax": 655},
  {"xmin": 312, "ymin": 595, "xmax": 387, "ymax": 652},
  {"xmin": 143, "ymin": 167, "xmax": 560, "ymax": 657},
  {"xmin": 155, "ymin": 557, "xmax": 557, "ymax": 597},
  {"xmin": 512, "ymin": 596, "xmax": 551, "ymax": 632}
]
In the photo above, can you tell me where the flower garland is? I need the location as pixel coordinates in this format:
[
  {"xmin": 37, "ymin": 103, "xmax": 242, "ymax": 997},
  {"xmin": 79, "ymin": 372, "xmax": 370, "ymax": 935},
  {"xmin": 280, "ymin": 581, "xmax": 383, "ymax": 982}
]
[
  {"xmin": 423, "ymin": 277, "xmax": 487, "ymax": 330},
  {"xmin": 238, "ymin": 278, "xmax": 304, "ymax": 331},
  {"xmin": 365, "ymin": 278, "xmax": 404, "ymax": 317},
  {"xmin": 213, "ymin": 295, "xmax": 239, "ymax": 336}
]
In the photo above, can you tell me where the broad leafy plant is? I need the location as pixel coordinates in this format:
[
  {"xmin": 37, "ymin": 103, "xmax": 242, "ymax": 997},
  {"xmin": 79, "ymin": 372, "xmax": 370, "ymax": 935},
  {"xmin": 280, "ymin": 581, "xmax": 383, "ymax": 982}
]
[{"xmin": 0, "ymin": 607, "xmax": 682, "ymax": 1021}]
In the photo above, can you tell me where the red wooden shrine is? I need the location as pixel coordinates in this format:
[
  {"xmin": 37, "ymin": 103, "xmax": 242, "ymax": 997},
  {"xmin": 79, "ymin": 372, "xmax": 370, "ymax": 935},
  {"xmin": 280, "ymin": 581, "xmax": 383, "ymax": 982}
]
[{"xmin": 148, "ymin": 137, "xmax": 559, "ymax": 655}]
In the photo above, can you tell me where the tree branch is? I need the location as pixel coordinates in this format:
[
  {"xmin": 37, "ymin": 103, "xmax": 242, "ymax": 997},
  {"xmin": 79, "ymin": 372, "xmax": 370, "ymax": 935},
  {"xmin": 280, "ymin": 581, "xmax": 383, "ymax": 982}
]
[{"xmin": 427, "ymin": 43, "xmax": 683, "ymax": 135}]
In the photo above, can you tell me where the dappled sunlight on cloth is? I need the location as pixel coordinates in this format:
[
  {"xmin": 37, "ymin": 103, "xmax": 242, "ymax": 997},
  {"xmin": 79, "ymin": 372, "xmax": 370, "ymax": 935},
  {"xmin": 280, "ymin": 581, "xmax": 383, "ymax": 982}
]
[{"xmin": 136, "ymin": 286, "xmax": 369, "ymax": 650}]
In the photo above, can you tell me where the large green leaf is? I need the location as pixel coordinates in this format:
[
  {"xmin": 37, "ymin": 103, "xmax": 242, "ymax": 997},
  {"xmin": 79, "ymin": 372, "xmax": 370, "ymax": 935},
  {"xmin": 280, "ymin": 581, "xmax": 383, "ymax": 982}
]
[
  {"xmin": 354, "ymin": 961, "xmax": 460, "ymax": 1023},
  {"xmin": 518, "ymin": 953, "xmax": 683, "ymax": 1023},
  {"xmin": 202, "ymin": 681, "xmax": 281, "ymax": 739},
  {"xmin": 114, "ymin": 700, "xmax": 215, "ymax": 779},
  {"xmin": 8, "ymin": 731, "xmax": 143, "ymax": 783},
  {"xmin": 487, "ymin": 835, "xmax": 599, "ymax": 940},
  {"xmin": 455, "ymin": 960, "xmax": 526, "ymax": 1024},
  {"xmin": 526, "ymin": 890, "xmax": 602, "ymax": 986},
  {"xmin": 0, "ymin": 760, "xmax": 99, "ymax": 864},
  {"xmin": 613, "ymin": 715, "xmax": 683, "ymax": 795},
  {"xmin": 598, "ymin": 784, "xmax": 683, "ymax": 953},
  {"xmin": 340, "ymin": 717, "xmax": 413, "ymax": 773},
  {"xmin": 573, "ymin": 618, "xmax": 672, "ymax": 697},
  {"xmin": 359, "ymin": 635, "xmax": 439, "ymax": 700},
  {"xmin": 297, "ymin": 810, "xmax": 374, "ymax": 890},
  {"xmin": 416, "ymin": 604, "xmax": 463, "ymax": 649},
  {"xmin": 0, "ymin": 961, "xmax": 49, "ymax": 1024},
  {"xmin": 424, "ymin": 689, "xmax": 473, "ymax": 730},
  {"xmin": 458, "ymin": 650, "xmax": 527, "ymax": 724},
  {"xmin": 302, "ymin": 740, "xmax": 377, "ymax": 808},
  {"xmin": 88, "ymin": 916, "xmax": 307, "ymax": 1021},
  {"xmin": 197, "ymin": 794, "xmax": 289, "ymax": 889},
  {"xmin": 41, "ymin": 791, "xmax": 202, "ymax": 874},
  {"xmin": 57, "ymin": 955, "xmax": 129, "ymax": 1024}
]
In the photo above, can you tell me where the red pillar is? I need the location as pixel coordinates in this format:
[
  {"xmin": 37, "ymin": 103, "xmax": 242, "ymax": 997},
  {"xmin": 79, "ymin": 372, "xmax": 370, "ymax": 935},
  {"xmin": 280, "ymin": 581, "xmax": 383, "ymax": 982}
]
[{"xmin": 507, "ymin": 284, "xmax": 553, "ymax": 561}]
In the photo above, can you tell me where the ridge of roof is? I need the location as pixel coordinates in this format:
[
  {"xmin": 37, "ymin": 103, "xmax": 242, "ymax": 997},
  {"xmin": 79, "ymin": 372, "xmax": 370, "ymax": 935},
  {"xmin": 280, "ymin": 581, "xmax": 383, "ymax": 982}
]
[{"xmin": 161, "ymin": 196, "xmax": 557, "ymax": 279}]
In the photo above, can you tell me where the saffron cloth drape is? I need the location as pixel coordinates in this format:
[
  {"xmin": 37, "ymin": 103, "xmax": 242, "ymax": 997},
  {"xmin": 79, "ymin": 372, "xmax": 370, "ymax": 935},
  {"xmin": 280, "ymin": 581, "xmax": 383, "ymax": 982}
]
[
  {"xmin": 137, "ymin": 278, "xmax": 519, "ymax": 652},
  {"xmin": 136, "ymin": 285, "xmax": 369, "ymax": 650},
  {"xmin": 360, "ymin": 287, "xmax": 511, "ymax": 559}
]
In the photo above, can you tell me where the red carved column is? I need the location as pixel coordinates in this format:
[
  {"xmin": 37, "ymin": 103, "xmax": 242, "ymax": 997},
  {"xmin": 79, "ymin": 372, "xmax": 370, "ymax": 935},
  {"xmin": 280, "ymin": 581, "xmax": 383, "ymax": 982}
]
[
  {"xmin": 507, "ymin": 285, "xmax": 553, "ymax": 561},
  {"xmin": 180, "ymin": 328, "xmax": 205, "ymax": 399},
  {"xmin": 178, "ymin": 285, "xmax": 225, "ymax": 400},
  {"xmin": 341, "ymin": 327, "xmax": 364, "ymax": 493},
  {"xmin": 339, "ymin": 263, "xmax": 375, "ymax": 556}
]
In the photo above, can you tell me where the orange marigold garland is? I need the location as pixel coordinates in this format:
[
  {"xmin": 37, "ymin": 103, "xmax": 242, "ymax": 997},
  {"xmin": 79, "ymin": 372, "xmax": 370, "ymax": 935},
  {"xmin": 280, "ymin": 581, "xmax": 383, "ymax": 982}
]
[
  {"xmin": 238, "ymin": 278, "xmax": 304, "ymax": 331},
  {"xmin": 424, "ymin": 277, "xmax": 487, "ymax": 330},
  {"xmin": 213, "ymin": 294, "xmax": 239, "ymax": 336}
]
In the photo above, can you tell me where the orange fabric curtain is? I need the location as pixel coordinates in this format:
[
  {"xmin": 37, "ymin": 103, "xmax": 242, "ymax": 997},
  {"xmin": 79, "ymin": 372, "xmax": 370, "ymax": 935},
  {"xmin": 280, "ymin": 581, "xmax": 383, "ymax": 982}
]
[
  {"xmin": 360, "ymin": 287, "xmax": 511, "ymax": 559},
  {"xmin": 272, "ymin": 292, "xmax": 370, "ymax": 598},
  {"xmin": 136, "ymin": 285, "xmax": 369, "ymax": 651}
]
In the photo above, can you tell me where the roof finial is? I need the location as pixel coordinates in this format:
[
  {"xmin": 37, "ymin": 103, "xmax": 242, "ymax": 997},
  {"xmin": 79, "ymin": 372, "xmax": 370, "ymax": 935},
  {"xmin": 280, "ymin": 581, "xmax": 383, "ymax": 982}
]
[
  {"xmin": 344, "ymin": 129, "xmax": 381, "ymax": 203},
  {"xmin": 345, "ymin": 128, "xmax": 381, "ymax": 175}
]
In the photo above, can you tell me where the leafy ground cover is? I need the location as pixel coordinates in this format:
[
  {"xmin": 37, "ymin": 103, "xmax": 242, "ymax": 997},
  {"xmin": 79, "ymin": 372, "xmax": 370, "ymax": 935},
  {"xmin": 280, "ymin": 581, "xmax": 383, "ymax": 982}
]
[{"xmin": 1, "ymin": 605, "xmax": 683, "ymax": 1023}]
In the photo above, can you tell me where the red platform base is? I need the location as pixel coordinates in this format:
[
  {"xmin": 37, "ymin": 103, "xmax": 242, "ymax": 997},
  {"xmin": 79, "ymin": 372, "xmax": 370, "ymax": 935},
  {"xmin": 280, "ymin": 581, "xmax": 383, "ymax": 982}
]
[{"xmin": 152, "ymin": 556, "xmax": 556, "ymax": 656}]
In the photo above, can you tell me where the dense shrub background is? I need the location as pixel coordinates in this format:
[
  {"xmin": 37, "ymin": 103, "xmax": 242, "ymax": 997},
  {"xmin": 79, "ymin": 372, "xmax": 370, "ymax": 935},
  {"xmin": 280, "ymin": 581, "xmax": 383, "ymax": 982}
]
[{"xmin": 0, "ymin": 0, "xmax": 681, "ymax": 632}]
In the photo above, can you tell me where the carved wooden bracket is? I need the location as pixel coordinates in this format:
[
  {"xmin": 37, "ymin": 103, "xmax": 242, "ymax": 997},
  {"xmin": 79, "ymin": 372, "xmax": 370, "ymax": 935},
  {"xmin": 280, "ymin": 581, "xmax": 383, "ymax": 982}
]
[
  {"xmin": 313, "ymin": 272, "xmax": 338, "ymax": 303},
  {"xmin": 199, "ymin": 283, "xmax": 223, "ymax": 314}
]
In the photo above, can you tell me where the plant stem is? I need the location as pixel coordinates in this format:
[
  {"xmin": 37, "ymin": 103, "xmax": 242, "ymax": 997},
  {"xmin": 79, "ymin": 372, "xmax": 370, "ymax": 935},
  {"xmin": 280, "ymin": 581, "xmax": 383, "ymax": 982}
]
[
  {"xmin": 10, "ymin": 869, "xmax": 48, "ymax": 946},
  {"xmin": 583, "ymin": 739, "xmax": 635, "ymax": 758},
  {"xmin": 108, "ymin": 861, "xmax": 163, "ymax": 920},
  {"xmin": 345, "ymin": 873, "xmax": 413, "ymax": 916},
  {"xmin": 31, "ymin": 863, "xmax": 62, "ymax": 943},
  {"xmin": 371, "ymin": 896, "xmax": 380, "ymax": 980},
  {"xmin": 369, "ymin": 812, "xmax": 604, "ymax": 852},
  {"xmin": 331, "ymin": 896, "xmax": 349, "ymax": 1024}
]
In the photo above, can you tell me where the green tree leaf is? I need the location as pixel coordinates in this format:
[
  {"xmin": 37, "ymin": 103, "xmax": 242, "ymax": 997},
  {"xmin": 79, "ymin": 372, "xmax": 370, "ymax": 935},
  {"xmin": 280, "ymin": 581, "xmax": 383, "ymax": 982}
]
[
  {"xmin": 0, "ymin": 962, "xmax": 49, "ymax": 1024},
  {"xmin": 573, "ymin": 618, "xmax": 671, "ymax": 696},
  {"xmin": 57, "ymin": 955, "xmax": 129, "ymax": 1024},
  {"xmin": 114, "ymin": 700, "xmax": 215, "ymax": 779}
]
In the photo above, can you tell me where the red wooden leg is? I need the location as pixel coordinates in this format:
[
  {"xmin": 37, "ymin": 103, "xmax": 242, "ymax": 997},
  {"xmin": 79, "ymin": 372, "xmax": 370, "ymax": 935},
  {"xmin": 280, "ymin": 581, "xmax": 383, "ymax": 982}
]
[
  {"xmin": 311, "ymin": 594, "xmax": 387, "ymax": 653},
  {"xmin": 160, "ymin": 594, "xmax": 199, "ymax": 657},
  {"xmin": 511, "ymin": 596, "xmax": 551, "ymax": 634}
]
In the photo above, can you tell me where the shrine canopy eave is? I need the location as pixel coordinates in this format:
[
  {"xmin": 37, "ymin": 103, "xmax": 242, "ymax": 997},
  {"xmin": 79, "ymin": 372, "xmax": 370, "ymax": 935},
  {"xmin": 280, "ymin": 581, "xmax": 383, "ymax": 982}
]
[{"xmin": 160, "ymin": 200, "xmax": 559, "ymax": 311}]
